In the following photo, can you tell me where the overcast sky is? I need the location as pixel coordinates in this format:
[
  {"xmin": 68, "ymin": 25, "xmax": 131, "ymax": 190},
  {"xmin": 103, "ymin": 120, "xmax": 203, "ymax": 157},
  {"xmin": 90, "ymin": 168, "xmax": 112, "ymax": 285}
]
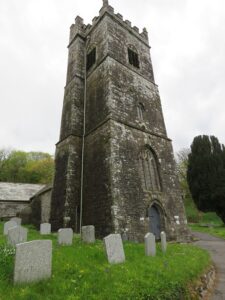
[{"xmin": 0, "ymin": 0, "xmax": 224, "ymax": 154}]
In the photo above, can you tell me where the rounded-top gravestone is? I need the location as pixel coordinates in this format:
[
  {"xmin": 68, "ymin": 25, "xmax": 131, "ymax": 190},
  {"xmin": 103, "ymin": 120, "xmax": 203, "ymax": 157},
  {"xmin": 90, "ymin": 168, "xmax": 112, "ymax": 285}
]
[
  {"xmin": 145, "ymin": 232, "xmax": 156, "ymax": 256},
  {"xmin": 161, "ymin": 231, "xmax": 167, "ymax": 253},
  {"xmin": 8, "ymin": 226, "xmax": 28, "ymax": 247},
  {"xmin": 3, "ymin": 220, "xmax": 17, "ymax": 235},
  {"xmin": 10, "ymin": 217, "xmax": 22, "ymax": 226}
]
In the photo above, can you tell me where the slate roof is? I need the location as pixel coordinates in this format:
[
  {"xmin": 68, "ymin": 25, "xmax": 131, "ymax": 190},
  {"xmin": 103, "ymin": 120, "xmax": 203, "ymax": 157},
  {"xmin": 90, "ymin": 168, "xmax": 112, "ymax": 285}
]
[
  {"xmin": 30, "ymin": 184, "xmax": 52, "ymax": 200},
  {"xmin": 0, "ymin": 182, "xmax": 45, "ymax": 202}
]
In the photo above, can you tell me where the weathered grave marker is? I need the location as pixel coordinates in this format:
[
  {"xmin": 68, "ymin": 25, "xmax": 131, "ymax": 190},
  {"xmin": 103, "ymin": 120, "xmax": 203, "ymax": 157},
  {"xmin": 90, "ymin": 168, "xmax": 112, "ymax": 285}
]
[
  {"xmin": 14, "ymin": 240, "xmax": 52, "ymax": 284},
  {"xmin": 81, "ymin": 225, "xmax": 95, "ymax": 243},
  {"xmin": 145, "ymin": 232, "xmax": 156, "ymax": 256},
  {"xmin": 104, "ymin": 233, "xmax": 125, "ymax": 264},
  {"xmin": 8, "ymin": 226, "xmax": 28, "ymax": 247},
  {"xmin": 58, "ymin": 228, "xmax": 73, "ymax": 245},
  {"xmin": 161, "ymin": 231, "xmax": 167, "ymax": 253},
  {"xmin": 40, "ymin": 223, "xmax": 51, "ymax": 235},
  {"xmin": 10, "ymin": 217, "xmax": 22, "ymax": 226},
  {"xmin": 3, "ymin": 220, "xmax": 17, "ymax": 235}
]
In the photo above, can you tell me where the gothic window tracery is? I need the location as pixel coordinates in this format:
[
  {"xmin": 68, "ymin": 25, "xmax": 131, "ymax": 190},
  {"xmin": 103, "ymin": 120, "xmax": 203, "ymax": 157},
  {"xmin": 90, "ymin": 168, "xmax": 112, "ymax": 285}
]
[{"xmin": 138, "ymin": 147, "xmax": 161, "ymax": 191}]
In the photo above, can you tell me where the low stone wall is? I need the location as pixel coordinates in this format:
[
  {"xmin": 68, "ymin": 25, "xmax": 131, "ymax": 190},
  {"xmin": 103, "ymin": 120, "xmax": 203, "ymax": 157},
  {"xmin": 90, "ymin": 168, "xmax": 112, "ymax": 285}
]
[
  {"xmin": 0, "ymin": 201, "xmax": 30, "ymax": 220},
  {"xmin": 189, "ymin": 265, "xmax": 216, "ymax": 299}
]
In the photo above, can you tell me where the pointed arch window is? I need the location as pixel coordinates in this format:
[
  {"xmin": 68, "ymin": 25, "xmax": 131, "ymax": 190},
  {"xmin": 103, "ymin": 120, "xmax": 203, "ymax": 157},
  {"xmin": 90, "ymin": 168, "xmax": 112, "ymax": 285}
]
[
  {"xmin": 137, "ymin": 103, "xmax": 145, "ymax": 120},
  {"xmin": 138, "ymin": 147, "xmax": 161, "ymax": 191}
]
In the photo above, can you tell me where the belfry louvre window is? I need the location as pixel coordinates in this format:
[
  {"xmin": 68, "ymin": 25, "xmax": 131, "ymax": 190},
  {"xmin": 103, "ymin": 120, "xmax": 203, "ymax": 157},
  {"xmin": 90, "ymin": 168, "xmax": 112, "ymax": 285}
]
[
  {"xmin": 86, "ymin": 48, "xmax": 96, "ymax": 71},
  {"xmin": 138, "ymin": 147, "xmax": 161, "ymax": 191},
  {"xmin": 128, "ymin": 48, "xmax": 139, "ymax": 68}
]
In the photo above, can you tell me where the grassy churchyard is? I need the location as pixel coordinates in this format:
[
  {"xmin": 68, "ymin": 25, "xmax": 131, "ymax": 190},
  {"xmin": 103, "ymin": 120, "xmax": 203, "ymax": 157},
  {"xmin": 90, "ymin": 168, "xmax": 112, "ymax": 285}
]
[
  {"xmin": 0, "ymin": 222, "xmax": 211, "ymax": 300},
  {"xmin": 185, "ymin": 197, "xmax": 225, "ymax": 240},
  {"xmin": 190, "ymin": 223, "xmax": 225, "ymax": 240}
]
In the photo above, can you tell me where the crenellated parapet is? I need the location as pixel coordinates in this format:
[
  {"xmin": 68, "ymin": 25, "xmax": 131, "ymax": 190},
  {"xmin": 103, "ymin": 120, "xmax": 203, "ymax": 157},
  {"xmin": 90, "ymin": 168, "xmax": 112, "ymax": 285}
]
[
  {"xmin": 69, "ymin": 0, "xmax": 149, "ymax": 47},
  {"xmin": 69, "ymin": 16, "xmax": 86, "ymax": 44}
]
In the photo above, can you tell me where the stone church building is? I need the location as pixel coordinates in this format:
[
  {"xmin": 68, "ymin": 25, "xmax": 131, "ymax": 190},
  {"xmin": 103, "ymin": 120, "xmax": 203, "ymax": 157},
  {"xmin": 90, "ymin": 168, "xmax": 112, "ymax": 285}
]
[{"xmin": 50, "ymin": 0, "xmax": 190, "ymax": 241}]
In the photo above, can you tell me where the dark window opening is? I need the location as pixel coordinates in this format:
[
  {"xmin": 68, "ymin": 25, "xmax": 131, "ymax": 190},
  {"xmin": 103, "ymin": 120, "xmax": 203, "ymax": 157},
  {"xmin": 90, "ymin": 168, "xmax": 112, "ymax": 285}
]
[
  {"xmin": 128, "ymin": 48, "xmax": 139, "ymax": 68},
  {"xmin": 87, "ymin": 48, "xmax": 96, "ymax": 71}
]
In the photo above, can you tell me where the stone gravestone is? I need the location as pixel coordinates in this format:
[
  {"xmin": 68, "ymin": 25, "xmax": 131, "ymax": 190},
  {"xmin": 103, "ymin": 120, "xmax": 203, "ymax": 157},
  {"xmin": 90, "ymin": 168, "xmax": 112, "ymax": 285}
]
[
  {"xmin": 40, "ymin": 223, "xmax": 51, "ymax": 235},
  {"xmin": 8, "ymin": 226, "xmax": 28, "ymax": 247},
  {"xmin": 104, "ymin": 234, "xmax": 125, "ymax": 264},
  {"xmin": 58, "ymin": 228, "xmax": 73, "ymax": 245},
  {"xmin": 14, "ymin": 240, "xmax": 52, "ymax": 284},
  {"xmin": 10, "ymin": 217, "xmax": 22, "ymax": 226},
  {"xmin": 81, "ymin": 225, "xmax": 95, "ymax": 243},
  {"xmin": 145, "ymin": 232, "xmax": 156, "ymax": 256},
  {"xmin": 161, "ymin": 231, "xmax": 167, "ymax": 253},
  {"xmin": 3, "ymin": 220, "xmax": 17, "ymax": 235}
]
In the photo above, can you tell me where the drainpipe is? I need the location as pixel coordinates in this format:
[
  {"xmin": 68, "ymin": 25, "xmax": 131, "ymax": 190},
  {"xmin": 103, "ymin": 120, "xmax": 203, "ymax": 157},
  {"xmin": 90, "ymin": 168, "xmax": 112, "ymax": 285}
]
[{"xmin": 79, "ymin": 36, "xmax": 90, "ymax": 234}]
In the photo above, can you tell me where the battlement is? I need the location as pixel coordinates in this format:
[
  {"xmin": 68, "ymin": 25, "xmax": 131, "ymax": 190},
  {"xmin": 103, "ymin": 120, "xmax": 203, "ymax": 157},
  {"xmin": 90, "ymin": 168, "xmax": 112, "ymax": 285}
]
[{"xmin": 69, "ymin": 0, "xmax": 149, "ymax": 45}]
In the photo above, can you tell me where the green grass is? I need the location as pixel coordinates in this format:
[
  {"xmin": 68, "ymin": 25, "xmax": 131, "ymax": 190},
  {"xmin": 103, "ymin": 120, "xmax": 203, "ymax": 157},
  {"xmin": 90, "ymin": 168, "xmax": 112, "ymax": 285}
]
[
  {"xmin": 184, "ymin": 197, "xmax": 225, "ymax": 239},
  {"xmin": 184, "ymin": 197, "xmax": 223, "ymax": 225},
  {"xmin": 190, "ymin": 224, "xmax": 225, "ymax": 240},
  {"xmin": 0, "ymin": 222, "xmax": 211, "ymax": 300}
]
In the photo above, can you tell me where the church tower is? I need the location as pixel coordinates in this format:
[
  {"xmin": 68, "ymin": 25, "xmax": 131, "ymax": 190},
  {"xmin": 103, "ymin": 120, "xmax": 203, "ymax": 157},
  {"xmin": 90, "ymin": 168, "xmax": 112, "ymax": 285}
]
[{"xmin": 50, "ymin": 0, "xmax": 190, "ymax": 241}]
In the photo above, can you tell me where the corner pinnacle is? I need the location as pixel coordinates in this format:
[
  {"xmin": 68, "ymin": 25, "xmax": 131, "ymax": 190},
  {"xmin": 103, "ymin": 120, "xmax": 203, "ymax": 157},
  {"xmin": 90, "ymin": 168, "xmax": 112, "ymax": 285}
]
[{"xmin": 103, "ymin": 0, "xmax": 109, "ymax": 7}]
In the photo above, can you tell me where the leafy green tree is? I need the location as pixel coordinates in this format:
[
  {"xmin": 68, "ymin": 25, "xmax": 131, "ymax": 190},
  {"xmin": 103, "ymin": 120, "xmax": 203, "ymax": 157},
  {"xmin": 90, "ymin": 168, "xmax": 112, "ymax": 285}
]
[
  {"xmin": 0, "ymin": 151, "xmax": 28, "ymax": 182},
  {"xmin": 23, "ymin": 157, "xmax": 54, "ymax": 184},
  {"xmin": 187, "ymin": 135, "xmax": 225, "ymax": 223},
  {"xmin": 0, "ymin": 148, "xmax": 54, "ymax": 184}
]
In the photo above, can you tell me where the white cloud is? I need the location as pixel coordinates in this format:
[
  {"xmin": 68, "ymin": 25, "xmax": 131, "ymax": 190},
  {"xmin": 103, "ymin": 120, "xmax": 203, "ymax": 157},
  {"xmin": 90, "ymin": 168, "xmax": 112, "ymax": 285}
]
[{"xmin": 0, "ymin": 0, "xmax": 224, "ymax": 154}]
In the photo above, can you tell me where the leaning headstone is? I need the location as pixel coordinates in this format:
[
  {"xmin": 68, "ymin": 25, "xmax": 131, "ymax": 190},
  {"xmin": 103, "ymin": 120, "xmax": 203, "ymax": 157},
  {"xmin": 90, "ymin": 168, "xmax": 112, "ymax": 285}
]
[
  {"xmin": 104, "ymin": 234, "xmax": 125, "ymax": 264},
  {"xmin": 40, "ymin": 223, "xmax": 51, "ymax": 235},
  {"xmin": 8, "ymin": 226, "xmax": 28, "ymax": 247},
  {"xmin": 10, "ymin": 217, "xmax": 22, "ymax": 226},
  {"xmin": 58, "ymin": 228, "xmax": 73, "ymax": 245},
  {"xmin": 3, "ymin": 220, "xmax": 17, "ymax": 235},
  {"xmin": 145, "ymin": 232, "xmax": 156, "ymax": 256},
  {"xmin": 161, "ymin": 231, "xmax": 167, "ymax": 253},
  {"xmin": 14, "ymin": 240, "xmax": 52, "ymax": 284},
  {"xmin": 81, "ymin": 225, "xmax": 95, "ymax": 243}
]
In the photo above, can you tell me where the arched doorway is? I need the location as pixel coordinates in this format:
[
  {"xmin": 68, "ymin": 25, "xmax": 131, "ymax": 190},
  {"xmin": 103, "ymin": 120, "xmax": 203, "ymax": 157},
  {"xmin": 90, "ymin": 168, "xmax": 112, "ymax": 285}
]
[{"xmin": 149, "ymin": 205, "xmax": 161, "ymax": 239}]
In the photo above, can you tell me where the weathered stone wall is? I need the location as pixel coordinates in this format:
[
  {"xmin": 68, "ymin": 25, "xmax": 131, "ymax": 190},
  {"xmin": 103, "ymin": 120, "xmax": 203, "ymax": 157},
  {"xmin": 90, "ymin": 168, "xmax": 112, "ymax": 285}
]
[
  {"xmin": 86, "ymin": 61, "xmax": 110, "ymax": 133},
  {"xmin": 31, "ymin": 187, "xmax": 52, "ymax": 228},
  {"xmin": 60, "ymin": 77, "xmax": 84, "ymax": 140},
  {"xmin": 50, "ymin": 17, "xmax": 84, "ymax": 231},
  {"xmin": 106, "ymin": 15, "xmax": 154, "ymax": 82},
  {"xmin": 50, "ymin": 136, "xmax": 82, "ymax": 231},
  {"xmin": 107, "ymin": 55, "xmax": 166, "ymax": 137},
  {"xmin": 41, "ymin": 189, "xmax": 52, "ymax": 223},
  {"xmin": 108, "ymin": 120, "xmax": 189, "ymax": 241},
  {"xmin": 0, "ymin": 201, "xmax": 30, "ymax": 220},
  {"xmin": 83, "ymin": 121, "xmax": 113, "ymax": 238}
]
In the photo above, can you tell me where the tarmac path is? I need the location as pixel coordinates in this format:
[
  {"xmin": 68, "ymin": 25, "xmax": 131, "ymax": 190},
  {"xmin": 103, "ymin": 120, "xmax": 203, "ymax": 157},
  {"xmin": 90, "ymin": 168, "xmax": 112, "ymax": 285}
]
[{"xmin": 193, "ymin": 231, "xmax": 225, "ymax": 300}]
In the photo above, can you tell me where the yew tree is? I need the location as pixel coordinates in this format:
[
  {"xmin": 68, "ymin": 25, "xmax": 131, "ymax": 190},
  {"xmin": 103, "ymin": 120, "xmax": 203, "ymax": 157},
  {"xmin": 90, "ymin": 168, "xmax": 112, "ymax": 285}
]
[{"xmin": 187, "ymin": 135, "xmax": 225, "ymax": 223}]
